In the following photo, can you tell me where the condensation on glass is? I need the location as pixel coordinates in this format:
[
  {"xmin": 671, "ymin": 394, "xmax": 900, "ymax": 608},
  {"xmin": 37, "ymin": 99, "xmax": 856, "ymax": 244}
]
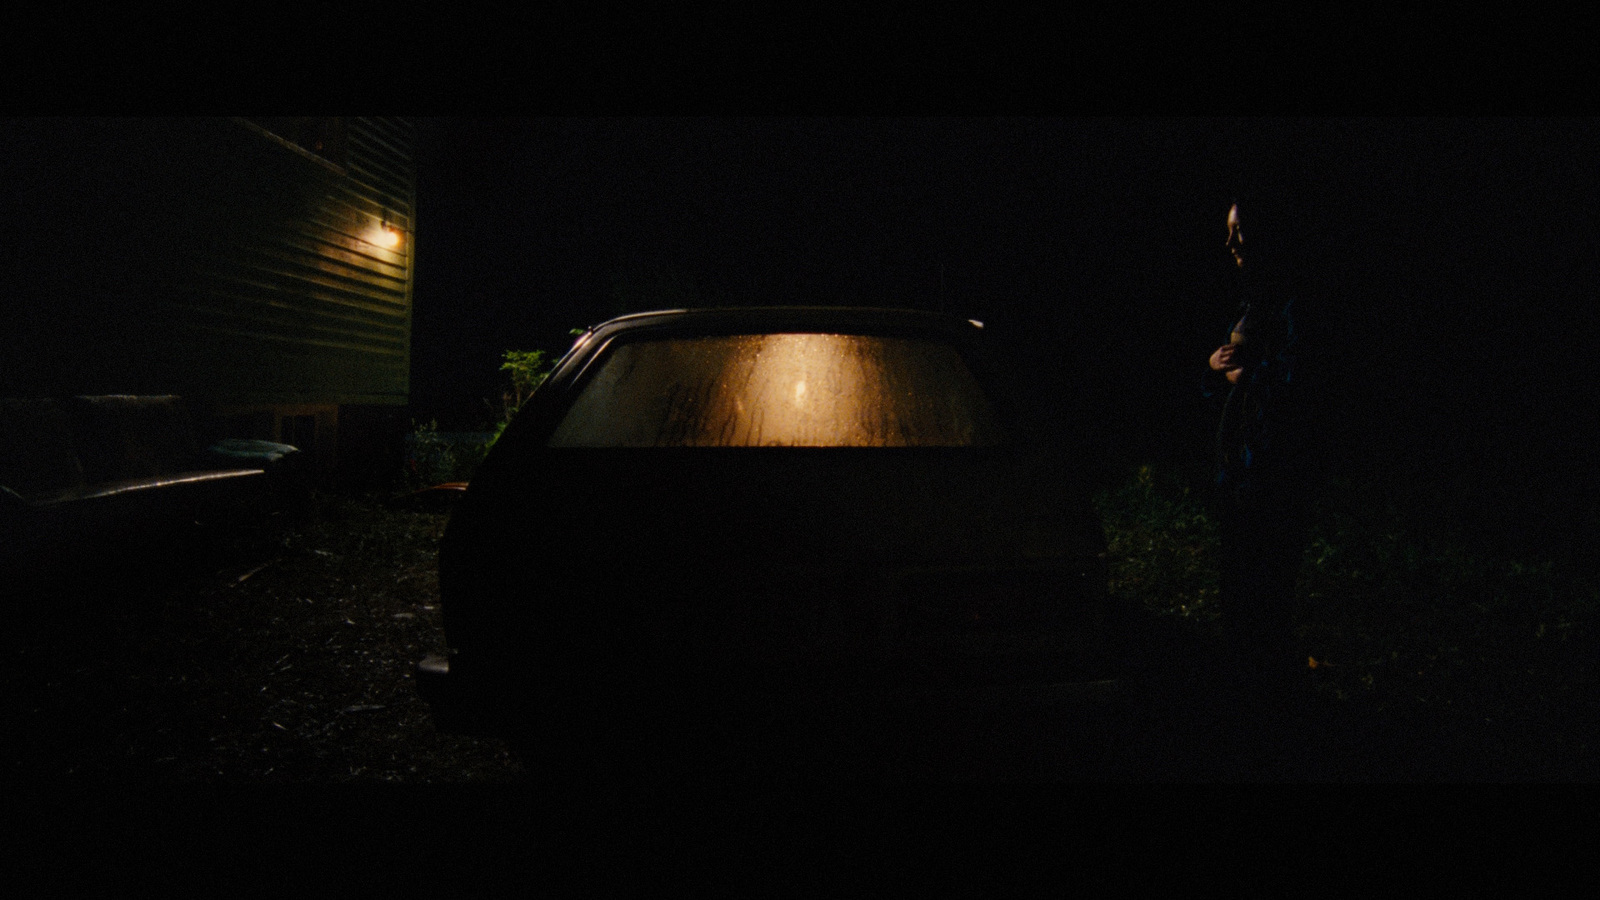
[{"xmin": 547, "ymin": 333, "xmax": 1005, "ymax": 447}]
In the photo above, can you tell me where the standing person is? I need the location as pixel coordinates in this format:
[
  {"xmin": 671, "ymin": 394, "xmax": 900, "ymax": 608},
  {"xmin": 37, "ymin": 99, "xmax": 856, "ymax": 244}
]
[{"xmin": 1207, "ymin": 200, "xmax": 1312, "ymax": 705}]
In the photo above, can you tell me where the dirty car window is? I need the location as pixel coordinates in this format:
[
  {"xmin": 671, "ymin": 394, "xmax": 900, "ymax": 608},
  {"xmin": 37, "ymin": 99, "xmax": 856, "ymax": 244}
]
[{"xmin": 547, "ymin": 333, "xmax": 1005, "ymax": 447}]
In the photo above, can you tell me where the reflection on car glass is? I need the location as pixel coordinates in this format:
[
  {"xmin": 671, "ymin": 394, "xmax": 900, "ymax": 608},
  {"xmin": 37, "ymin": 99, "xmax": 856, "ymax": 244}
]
[{"xmin": 548, "ymin": 333, "xmax": 1004, "ymax": 447}]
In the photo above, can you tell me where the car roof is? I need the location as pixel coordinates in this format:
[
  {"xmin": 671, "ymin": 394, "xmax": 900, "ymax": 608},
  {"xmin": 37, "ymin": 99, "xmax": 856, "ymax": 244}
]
[{"xmin": 583, "ymin": 307, "xmax": 985, "ymax": 340}]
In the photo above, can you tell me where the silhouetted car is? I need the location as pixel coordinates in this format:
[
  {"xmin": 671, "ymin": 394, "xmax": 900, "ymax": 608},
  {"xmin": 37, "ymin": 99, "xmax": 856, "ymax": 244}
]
[
  {"xmin": 417, "ymin": 307, "xmax": 1112, "ymax": 772},
  {"xmin": 0, "ymin": 395, "xmax": 307, "ymax": 585}
]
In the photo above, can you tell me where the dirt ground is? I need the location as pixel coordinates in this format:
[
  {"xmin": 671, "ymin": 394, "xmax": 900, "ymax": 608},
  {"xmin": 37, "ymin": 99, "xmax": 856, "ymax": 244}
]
[
  {"xmin": 5, "ymin": 492, "xmax": 1595, "ymax": 785},
  {"xmin": 4, "ymin": 494, "xmax": 524, "ymax": 785}
]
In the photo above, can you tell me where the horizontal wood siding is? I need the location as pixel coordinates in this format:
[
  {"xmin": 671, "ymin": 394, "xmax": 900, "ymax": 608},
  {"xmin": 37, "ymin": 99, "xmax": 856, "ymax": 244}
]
[
  {"xmin": 155, "ymin": 117, "xmax": 417, "ymax": 407},
  {"xmin": 0, "ymin": 118, "xmax": 415, "ymax": 410}
]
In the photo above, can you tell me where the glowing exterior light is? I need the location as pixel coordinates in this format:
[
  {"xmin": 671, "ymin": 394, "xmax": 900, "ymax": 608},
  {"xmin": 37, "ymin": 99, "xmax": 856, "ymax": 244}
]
[{"xmin": 369, "ymin": 210, "xmax": 403, "ymax": 249}]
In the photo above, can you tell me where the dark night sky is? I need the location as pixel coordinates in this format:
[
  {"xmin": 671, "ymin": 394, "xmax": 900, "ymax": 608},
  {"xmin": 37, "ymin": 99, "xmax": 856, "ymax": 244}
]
[{"xmin": 409, "ymin": 117, "xmax": 1599, "ymax": 539}]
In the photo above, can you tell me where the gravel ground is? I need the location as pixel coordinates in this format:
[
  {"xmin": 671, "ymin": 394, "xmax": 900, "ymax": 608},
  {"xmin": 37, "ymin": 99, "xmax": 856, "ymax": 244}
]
[
  {"xmin": 6, "ymin": 492, "xmax": 1596, "ymax": 785},
  {"xmin": 4, "ymin": 493, "xmax": 524, "ymax": 785}
]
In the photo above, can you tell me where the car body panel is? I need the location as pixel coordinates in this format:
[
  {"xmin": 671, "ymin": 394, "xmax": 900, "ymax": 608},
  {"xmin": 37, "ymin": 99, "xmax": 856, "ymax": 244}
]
[{"xmin": 418, "ymin": 308, "xmax": 1113, "ymax": 747}]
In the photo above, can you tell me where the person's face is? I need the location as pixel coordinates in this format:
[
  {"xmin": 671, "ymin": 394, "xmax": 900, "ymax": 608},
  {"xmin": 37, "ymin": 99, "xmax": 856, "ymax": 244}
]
[{"xmin": 1225, "ymin": 203, "xmax": 1245, "ymax": 268}]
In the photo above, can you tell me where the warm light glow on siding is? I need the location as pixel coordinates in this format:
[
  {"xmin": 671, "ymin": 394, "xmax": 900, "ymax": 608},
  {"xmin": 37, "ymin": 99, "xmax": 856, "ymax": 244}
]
[{"xmin": 370, "ymin": 224, "xmax": 402, "ymax": 249}]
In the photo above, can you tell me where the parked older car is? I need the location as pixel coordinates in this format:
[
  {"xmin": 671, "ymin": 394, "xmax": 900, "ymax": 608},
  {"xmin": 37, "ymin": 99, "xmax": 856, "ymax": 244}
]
[
  {"xmin": 0, "ymin": 395, "xmax": 305, "ymax": 584},
  {"xmin": 417, "ymin": 307, "xmax": 1112, "ymax": 773}
]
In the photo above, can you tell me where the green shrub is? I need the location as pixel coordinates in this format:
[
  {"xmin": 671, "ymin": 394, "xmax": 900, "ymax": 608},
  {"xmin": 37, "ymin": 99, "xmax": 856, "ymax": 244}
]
[
  {"xmin": 1094, "ymin": 464, "xmax": 1221, "ymax": 630},
  {"xmin": 404, "ymin": 420, "xmax": 490, "ymax": 488},
  {"xmin": 1096, "ymin": 463, "xmax": 1599, "ymax": 710},
  {"xmin": 499, "ymin": 349, "xmax": 554, "ymax": 421}
]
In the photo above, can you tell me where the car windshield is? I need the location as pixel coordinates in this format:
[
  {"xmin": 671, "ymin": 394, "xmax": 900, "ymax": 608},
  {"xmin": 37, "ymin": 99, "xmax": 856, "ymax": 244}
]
[{"xmin": 547, "ymin": 332, "xmax": 1006, "ymax": 447}]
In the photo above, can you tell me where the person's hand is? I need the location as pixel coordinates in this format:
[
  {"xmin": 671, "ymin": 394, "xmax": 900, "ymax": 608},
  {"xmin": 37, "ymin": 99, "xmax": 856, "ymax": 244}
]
[{"xmin": 1210, "ymin": 344, "xmax": 1245, "ymax": 383}]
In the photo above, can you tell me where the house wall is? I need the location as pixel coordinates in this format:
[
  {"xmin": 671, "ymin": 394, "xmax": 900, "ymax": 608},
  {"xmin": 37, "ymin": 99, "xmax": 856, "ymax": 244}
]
[{"xmin": 0, "ymin": 117, "xmax": 417, "ymax": 480}]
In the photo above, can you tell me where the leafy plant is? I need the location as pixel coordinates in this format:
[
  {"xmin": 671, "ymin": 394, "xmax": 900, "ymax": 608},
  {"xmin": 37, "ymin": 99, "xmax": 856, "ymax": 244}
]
[
  {"xmin": 499, "ymin": 349, "xmax": 554, "ymax": 420},
  {"xmin": 489, "ymin": 348, "xmax": 560, "ymax": 446},
  {"xmin": 1095, "ymin": 463, "xmax": 1598, "ymax": 712},
  {"xmin": 405, "ymin": 419, "xmax": 466, "ymax": 488},
  {"xmin": 1094, "ymin": 465, "xmax": 1222, "ymax": 629}
]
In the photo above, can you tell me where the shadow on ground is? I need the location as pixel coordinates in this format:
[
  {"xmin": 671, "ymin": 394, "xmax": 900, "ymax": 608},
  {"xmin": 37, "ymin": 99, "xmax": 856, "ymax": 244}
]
[{"xmin": 5, "ymin": 498, "xmax": 1594, "ymax": 784}]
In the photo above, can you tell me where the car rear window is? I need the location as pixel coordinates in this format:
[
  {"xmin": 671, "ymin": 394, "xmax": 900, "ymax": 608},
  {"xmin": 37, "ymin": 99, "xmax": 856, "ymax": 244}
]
[{"xmin": 547, "ymin": 333, "xmax": 1006, "ymax": 447}]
